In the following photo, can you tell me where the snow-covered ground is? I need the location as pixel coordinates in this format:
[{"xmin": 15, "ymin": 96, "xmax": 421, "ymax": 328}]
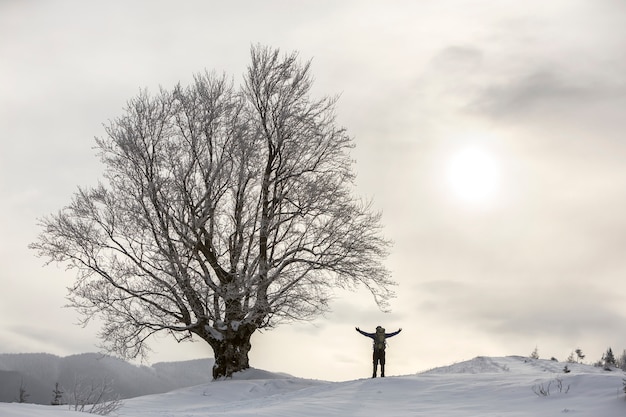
[{"xmin": 1, "ymin": 356, "xmax": 624, "ymax": 417}]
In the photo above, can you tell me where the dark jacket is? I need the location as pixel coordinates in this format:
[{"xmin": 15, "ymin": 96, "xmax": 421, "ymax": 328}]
[{"xmin": 356, "ymin": 327, "xmax": 402, "ymax": 350}]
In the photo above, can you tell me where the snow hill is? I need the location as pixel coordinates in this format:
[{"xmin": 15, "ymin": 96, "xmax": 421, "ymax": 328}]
[
  {"xmin": 0, "ymin": 353, "xmax": 212, "ymax": 404},
  {"xmin": 1, "ymin": 356, "xmax": 625, "ymax": 417}
]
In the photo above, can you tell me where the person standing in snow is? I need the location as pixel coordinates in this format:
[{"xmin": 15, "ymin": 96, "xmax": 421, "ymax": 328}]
[{"xmin": 356, "ymin": 326, "xmax": 402, "ymax": 378}]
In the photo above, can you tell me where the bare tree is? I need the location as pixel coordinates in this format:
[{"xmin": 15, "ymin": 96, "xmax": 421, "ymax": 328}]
[
  {"xmin": 67, "ymin": 377, "xmax": 123, "ymax": 415},
  {"xmin": 31, "ymin": 45, "xmax": 395, "ymax": 379}
]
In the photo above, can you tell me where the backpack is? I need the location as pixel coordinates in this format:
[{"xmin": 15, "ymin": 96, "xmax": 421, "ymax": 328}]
[{"xmin": 374, "ymin": 327, "xmax": 386, "ymax": 350}]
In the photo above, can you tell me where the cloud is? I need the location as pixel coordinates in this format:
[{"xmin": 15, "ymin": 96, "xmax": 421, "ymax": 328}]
[
  {"xmin": 415, "ymin": 279, "xmax": 626, "ymax": 342},
  {"xmin": 469, "ymin": 70, "xmax": 588, "ymax": 117},
  {"xmin": 1, "ymin": 323, "xmax": 97, "ymax": 355},
  {"xmin": 430, "ymin": 46, "xmax": 484, "ymax": 74}
]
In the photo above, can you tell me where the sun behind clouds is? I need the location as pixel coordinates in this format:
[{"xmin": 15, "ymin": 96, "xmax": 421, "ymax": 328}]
[{"xmin": 445, "ymin": 146, "xmax": 501, "ymax": 206}]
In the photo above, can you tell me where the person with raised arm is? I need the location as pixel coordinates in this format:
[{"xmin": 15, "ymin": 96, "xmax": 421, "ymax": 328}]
[{"xmin": 356, "ymin": 326, "xmax": 402, "ymax": 378}]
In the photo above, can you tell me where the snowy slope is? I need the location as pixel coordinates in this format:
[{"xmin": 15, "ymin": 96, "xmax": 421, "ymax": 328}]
[{"xmin": 1, "ymin": 356, "xmax": 624, "ymax": 417}]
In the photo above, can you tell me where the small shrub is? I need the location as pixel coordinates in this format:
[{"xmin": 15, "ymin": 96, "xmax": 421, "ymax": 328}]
[
  {"xmin": 532, "ymin": 378, "xmax": 570, "ymax": 397},
  {"xmin": 67, "ymin": 377, "xmax": 123, "ymax": 415}
]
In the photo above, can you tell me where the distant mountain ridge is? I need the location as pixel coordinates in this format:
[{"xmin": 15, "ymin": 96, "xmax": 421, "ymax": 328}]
[{"xmin": 0, "ymin": 353, "xmax": 213, "ymax": 405}]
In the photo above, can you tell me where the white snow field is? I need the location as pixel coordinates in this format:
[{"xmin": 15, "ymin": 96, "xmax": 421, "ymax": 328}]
[{"xmin": 1, "ymin": 356, "xmax": 624, "ymax": 417}]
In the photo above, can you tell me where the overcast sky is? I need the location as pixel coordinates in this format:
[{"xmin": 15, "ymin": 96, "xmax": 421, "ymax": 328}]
[{"xmin": 2, "ymin": 0, "xmax": 626, "ymax": 381}]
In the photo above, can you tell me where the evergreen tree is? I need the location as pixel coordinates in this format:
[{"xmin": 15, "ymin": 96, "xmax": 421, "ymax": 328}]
[
  {"xmin": 575, "ymin": 348, "xmax": 585, "ymax": 363},
  {"xmin": 18, "ymin": 380, "xmax": 29, "ymax": 403},
  {"xmin": 51, "ymin": 382, "xmax": 64, "ymax": 406},
  {"xmin": 530, "ymin": 347, "xmax": 539, "ymax": 360},
  {"xmin": 617, "ymin": 349, "xmax": 626, "ymax": 371},
  {"xmin": 603, "ymin": 347, "xmax": 616, "ymax": 370}
]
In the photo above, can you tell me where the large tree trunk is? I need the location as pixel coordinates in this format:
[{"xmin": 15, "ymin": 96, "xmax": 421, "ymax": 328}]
[{"xmin": 204, "ymin": 322, "xmax": 256, "ymax": 379}]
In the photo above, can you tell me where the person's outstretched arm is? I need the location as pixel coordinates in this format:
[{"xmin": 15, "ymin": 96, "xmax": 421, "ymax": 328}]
[
  {"xmin": 385, "ymin": 328, "xmax": 402, "ymax": 338},
  {"xmin": 355, "ymin": 327, "xmax": 375, "ymax": 338}
]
